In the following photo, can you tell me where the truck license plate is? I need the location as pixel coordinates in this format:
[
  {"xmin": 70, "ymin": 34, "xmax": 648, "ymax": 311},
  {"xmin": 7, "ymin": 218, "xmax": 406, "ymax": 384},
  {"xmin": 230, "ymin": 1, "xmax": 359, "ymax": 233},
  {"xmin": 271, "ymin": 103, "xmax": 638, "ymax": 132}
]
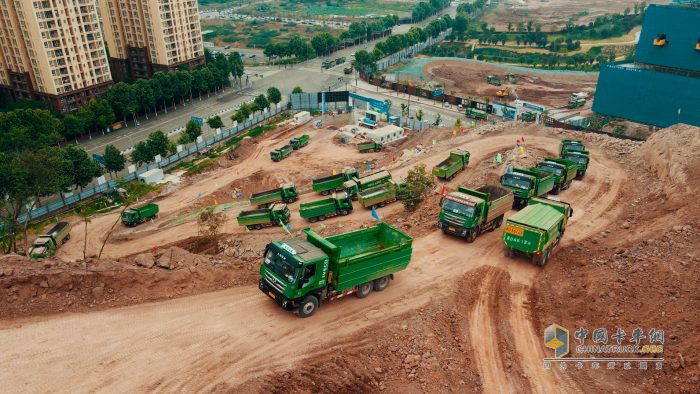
[
  {"xmin": 448, "ymin": 227, "xmax": 456, "ymax": 232},
  {"xmin": 504, "ymin": 225, "xmax": 524, "ymax": 236},
  {"xmin": 268, "ymin": 292, "xmax": 276, "ymax": 299}
]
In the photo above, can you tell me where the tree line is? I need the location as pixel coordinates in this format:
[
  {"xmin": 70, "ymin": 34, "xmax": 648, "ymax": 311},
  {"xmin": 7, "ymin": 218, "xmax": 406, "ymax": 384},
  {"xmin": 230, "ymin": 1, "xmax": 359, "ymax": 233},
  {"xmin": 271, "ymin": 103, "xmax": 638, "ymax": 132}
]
[
  {"xmin": 411, "ymin": 0, "xmax": 451, "ymax": 22},
  {"xmin": 353, "ymin": 15, "xmax": 452, "ymax": 71}
]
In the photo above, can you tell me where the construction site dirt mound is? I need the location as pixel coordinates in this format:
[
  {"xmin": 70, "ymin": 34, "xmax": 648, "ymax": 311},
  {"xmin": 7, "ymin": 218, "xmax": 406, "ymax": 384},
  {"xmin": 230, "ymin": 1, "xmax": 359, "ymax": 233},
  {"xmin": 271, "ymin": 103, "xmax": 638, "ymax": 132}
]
[{"xmin": 422, "ymin": 59, "xmax": 598, "ymax": 107}]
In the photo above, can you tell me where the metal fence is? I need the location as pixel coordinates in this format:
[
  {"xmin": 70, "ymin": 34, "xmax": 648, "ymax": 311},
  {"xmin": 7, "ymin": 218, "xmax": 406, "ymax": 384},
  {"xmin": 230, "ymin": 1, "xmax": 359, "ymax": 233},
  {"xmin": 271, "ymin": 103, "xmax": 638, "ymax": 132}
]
[
  {"xmin": 10, "ymin": 106, "xmax": 285, "ymax": 226},
  {"xmin": 288, "ymin": 93, "xmax": 349, "ymax": 112}
]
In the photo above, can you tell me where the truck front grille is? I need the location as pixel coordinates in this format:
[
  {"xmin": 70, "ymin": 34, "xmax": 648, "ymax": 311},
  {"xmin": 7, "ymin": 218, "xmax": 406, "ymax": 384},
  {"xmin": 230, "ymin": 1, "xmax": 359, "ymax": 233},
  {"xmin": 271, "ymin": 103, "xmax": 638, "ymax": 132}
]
[
  {"xmin": 265, "ymin": 271, "xmax": 287, "ymax": 293},
  {"xmin": 443, "ymin": 213, "xmax": 465, "ymax": 227},
  {"xmin": 512, "ymin": 190, "xmax": 523, "ymax": 197}
]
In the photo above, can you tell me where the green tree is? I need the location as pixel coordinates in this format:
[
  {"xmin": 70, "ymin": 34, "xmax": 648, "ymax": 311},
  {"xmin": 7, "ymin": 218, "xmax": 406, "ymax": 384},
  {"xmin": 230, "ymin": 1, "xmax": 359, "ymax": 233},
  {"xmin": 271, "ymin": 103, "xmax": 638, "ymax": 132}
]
[
  {"xmin": 173, "ymin": 71, "xmax": 192, "ymax": 105},
  {"xmin": 264, "ymin": 42, "xmax": 277, "ymax": 64},
  {"xmin": 201, "ymin": 67, "xmax": 215, "ymax": 97},
  {"xmin": 266, "ymin": 87, "xmax": 282, "ymax": 110},
  {"xmin": 146, "ymin": 130, "xmax": 170, "ymax": 160},
  {"xmin": 485, "ymin": 96, "xmax": 491, "ymax": 106},
  {"xmin": 180, "ymin": 119, "xmax": 203, "ymax": 146},
  {"xmin": 103, "ymin": 144, "xmax": 125, "ymax": 179},
  {"xmin": 192, "ymin": 69, "xmax": 207, "ymax": 100},
  {"xmin": 292, "ymin": 86, "xmax": 303, "ymax": 94},
  {"xmin": 517, "ymin": 21, "xmax": 525, "ymax": 33},
  {"xmin": 206, "ymin": 115, "xmax": 224, "ymax": 131},
  {"xmin": 434, "ymin": 113, "xmax": 442, "ymax": 126},
  {"xmin": 129, "ymin": 141, "xmax": 152, "ymax": 167},
  {"xmin": 153, "ymin": 72, "xmax": 174, "ymax": 112},
  {"xmin": 134, "ymin": 79, "xmax": 155, "ymax": 119},
  {"xmin": 63, "ymin": 114, "xmax": 86, "ymax": 143},
  {"xmin": 65, "ymin": 145, "xmax": 104, "ymax": 192},
  {"xmin": 400, "ymin": 164, "xmax": 436, "ymax": 213},
  {"xmin": 107, "ymin": 82, "xmax": 137, "ymax": 126},
  {"xmin": 148, "ymin": 78, "xmax": 163, "ymax": 115},
  {"xmin": 416, "ymin": 109, "xmax": 424, "ymax": 121},
  {"xmin": 254, "ymin": 94, "xmax": 270, "ymax": 114},
  {"xmin": 0, "ymin": 109, "xmax": 63, "ymax": 152},
  {"xmin": 527, "ymin": 20, "xmax": 534, "ymax": 33}
]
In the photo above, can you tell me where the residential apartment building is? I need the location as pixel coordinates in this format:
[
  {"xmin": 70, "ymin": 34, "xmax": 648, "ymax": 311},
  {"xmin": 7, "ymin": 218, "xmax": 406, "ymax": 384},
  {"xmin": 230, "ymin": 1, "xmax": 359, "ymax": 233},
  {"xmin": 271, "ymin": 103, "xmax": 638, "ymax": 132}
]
[
  {"xmin": 99, "ymin": 0, "xmax": 204, "ymax": 81},
  {"xmin": 0, "ymin": 0, "xmax": 113, "ymax": 112}
]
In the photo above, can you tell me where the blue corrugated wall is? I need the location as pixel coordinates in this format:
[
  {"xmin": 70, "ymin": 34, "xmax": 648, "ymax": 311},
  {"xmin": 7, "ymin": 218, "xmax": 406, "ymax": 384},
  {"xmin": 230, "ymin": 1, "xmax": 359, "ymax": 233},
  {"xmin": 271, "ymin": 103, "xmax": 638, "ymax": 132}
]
[
  {"xmin": 592, "ymin": 63, "xmax": 700, "ymax": 128},
  {"xmin": 635, "ymin": 5, "xmax": 700, "ymax": 73}
]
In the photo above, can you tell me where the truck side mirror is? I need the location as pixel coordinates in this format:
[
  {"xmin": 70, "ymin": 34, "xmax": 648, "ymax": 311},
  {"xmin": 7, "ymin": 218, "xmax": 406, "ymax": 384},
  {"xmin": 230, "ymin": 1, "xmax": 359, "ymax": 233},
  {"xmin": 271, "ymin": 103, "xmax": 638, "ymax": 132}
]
[
  {"xmin": 569, "ymin": 208, "xmax": 574, "ymax": 218},
  {"xmin": 439, "ymin": 197, "xmax": 445, "ymax": 206}
]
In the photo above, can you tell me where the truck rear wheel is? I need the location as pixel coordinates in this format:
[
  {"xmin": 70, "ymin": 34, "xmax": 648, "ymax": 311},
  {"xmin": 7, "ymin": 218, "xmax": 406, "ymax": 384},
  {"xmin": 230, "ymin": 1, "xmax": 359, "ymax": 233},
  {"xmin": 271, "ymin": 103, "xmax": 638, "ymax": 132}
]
[
  {"xmin": 321, "ymin": 190, "xmax": 330, "ymax": 196},
  {"xmin": 374, "ymin": 276, "xmax": 390, "ymax": 291},
  {"xmin": 254, "ymin": 224, "xmax": 262, "ymax": 230},
  {"xmin": 247, "ymin": 225, "xmax": 254, "ymax": 231},
  {"xmin": 495, "ymin": 215, "xmax": 504, "ymax": 229},
  {"xmin": 552, "ymin": 185, "xmax": 561, "ymax": 195},
  {"xmin": 298, "ymin": 296, "xmax": 319, "ymax": 318},
  {"xmin": 309, "ymin": 217, "xmax": 318, "ymax": 223},
  {"xmin": 318, "ymin": 215, "xmax": 326, "ymax": 221},
  {"xmin": 356, "ymin": 282, "xmax": 373, "ymax": 298},
  {"xmin": 378, "ymin": 201, "xmax": 386, "ymax": 208}
]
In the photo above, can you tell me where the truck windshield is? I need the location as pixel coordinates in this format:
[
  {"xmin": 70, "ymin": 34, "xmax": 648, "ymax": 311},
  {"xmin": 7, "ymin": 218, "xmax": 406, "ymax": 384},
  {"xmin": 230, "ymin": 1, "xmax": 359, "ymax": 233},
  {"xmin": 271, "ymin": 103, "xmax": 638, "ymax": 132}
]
[
  {"xmin": 565, "ymin": 155, "xmax": 588, "ymax": 164},
  {"xmin": 122, "ymin": 212, "xmax": 134, "ymax": 220},
  {"xmin": 502, "ymin": 176, "xmax": 531, "ymax": 190},
  {"xmin": 443, "ymin": 200, "xmax": 475, "ymax": 218},
  {"xmin": 540, "ymin": 164, "xmax": 562, "ymax": 176},
  {"xmin": 265, "ymin": 249, "xmax": 299, "ymax": 283}
]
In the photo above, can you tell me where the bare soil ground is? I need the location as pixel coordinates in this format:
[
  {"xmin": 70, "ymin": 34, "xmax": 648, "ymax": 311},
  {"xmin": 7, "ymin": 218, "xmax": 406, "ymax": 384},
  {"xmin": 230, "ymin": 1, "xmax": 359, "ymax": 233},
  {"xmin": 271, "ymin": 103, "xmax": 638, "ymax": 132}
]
[
  {"xmin": 482, "ymin": 0, "xmax": 673, "ymax": 31},
  {"xmin": 422, "ymin": 59, "xmax": 598, "ymax": 107},
  {"xmin": 1, "ymin": 116, "xmax": 699, "ymax": 393}
]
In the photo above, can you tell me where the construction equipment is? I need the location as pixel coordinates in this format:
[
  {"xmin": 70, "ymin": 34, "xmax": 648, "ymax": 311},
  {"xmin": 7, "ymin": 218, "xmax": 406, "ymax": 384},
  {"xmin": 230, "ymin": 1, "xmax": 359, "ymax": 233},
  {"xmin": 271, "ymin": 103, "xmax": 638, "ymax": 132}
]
[
  {"xmin": 270, "ymin": 145, "xmax": 294, "ymax": 162},
  {"xmin": 356, "ymin": 141, "xmax": 383, "ymax": 153},
  {"xmin": 432, "ymin": 149, "xmax": 470, "ymax": 180},
  {"xmin": 299, "ymin": 192, "xmax": 354, "ymax": 223},
  {"xmin": 312, "ymin": 167, "xmax": 358, "ymax": 196},
  {"xmin": 356, "ymin": 179, "xmax": 406, "ymax": 209},
  {"xmin": 561, "ymin": 149, "xmax": 590, "ymax": 179},
  {"xmin": 437, "ymin": 184, "xmax": 514, "ymax": 242},
  {"xmin": 250, "ymin": 182, "xmax": 299, "ymax": 208},
  {"xmin": 289, "ymin": 135, "xmax": 310, "ymax": 150},
  {"xmin": 506, "ymin": 73, "xmax": 518, "ymax": 83},
  {"xmin": 536, "ymin": 158, "xmax": 578, "ymax": 194},
  {"xmin": 121, "ymin": 203, "xmax": 159, "ymax": 227},
  {"xmin": 237, "ymin": 203, "xmax": 290, "ymax": 231},
  {"xmin": 497, "ymin": 87, "xmax": 511, "ymax": 98},
  {"xmin": 28, "ymin": 222, "xmax": 72, "ymax": 259},
  {"xmin": 487, "ymin": 76, "xmax": 503, "ymax": 86},
  {"xmin": 521, "ymin": 111, "xmax": 537, "ymax": 122},
  {"xmin": 570, "ymin": 92, "xmax": 589, "ymax": 101},
  {"xmin": 258, "ymin": 222, "xmax": 413, "ymax": 318},
  {"xmin": 500, "ymin": 168, "xmax": 555, "ymax": 207},
  {"xmin": 466, "ymin": 108, "xmax": 489, "ymax": 120},
  {"xmin": 567, "ymin": 99, "xmax": 586, "ymax": 109},
  {"xmin": 344, "ymin": 65, "xmax": 353, "ymax": 74},
  {"xmin": 503, "ymin": 197, "xmax": 573, "ymax": 266},
  {"xmin": 558, "ymin": 140, "xmax": 585, "ymax": 156}
]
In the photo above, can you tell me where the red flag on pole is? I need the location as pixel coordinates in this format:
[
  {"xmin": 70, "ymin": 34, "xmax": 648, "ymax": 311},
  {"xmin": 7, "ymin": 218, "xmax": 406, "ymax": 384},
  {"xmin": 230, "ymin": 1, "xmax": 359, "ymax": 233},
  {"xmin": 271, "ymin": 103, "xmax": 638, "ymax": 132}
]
[
  {"xmin": 440, "ymin": 184, "xmax": 446, "ymax": 196},
  {"xmin": 392, "ymin": 157, "xmax": 396, "ymax": 161},
  {"xmin": 460, "ymin": 126, "xmax": 463, "ymax": 132}
]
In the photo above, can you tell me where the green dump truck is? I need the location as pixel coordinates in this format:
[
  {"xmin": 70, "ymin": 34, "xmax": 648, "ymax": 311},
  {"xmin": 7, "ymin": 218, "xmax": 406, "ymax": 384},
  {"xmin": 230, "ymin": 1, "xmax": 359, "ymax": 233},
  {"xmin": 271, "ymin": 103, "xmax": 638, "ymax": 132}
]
[
  {"xmin": 121, "ymin": 203, "xmax": 159, "ymax": 227},
  {"xmin": 487, "ymin": 76, "xmax": 503, "ymax": 86},
  {"xmin": 432, "ymin": 149, "xmax": 470, "ymax": 180},
  {"xmin": 506, "ymin": 73, "xmax": 518, "ymax": 84},
  {"xmin": 357, "ymin": 141, "xmax": 383, "ymax": 153},
  {"xmin": 28, "ymin": 222, "xmax": 72, "ymax": 259},
  {"xmin": 437, "ymin": 184, "xmax": 514, "ymax": 242},
  {"xmin": 500, "ymin": 168, "xmax": 555, "ymax": 207},
  {"xmin": 237, "ymin": 203, "xmax": 291, "ymax": 231},
  {"xmin": 567, "ymin": 99, "xmax": 586, "ymax": 109},
  {"xmin": 537, "ymin": 158, "xmax": 577, "ymax": 194},
  {"xmin": 270, "ymin": 145, "xmax": 294, "ymax": 162},
  {"xmin": 561, "ymin": 149, "xmax": 590, "ymax": 179},
  {"xmin": 357, "ymin": 179, "xmax": 406, "ymax": 209},
  {"xmin": 312, "ymin": 167, "xmax": 358, "ymax": 196},
  {"xmin": 466, "ymin": 108, "xmax": 489, "ymax": 121},
  {"xmin": 558, "ymin": 139, "xmax": 585, "ymax": 156},
  {"xmin": 300, "ymin": 192, "xmax": 354, "ymax": 223},
  {"xmin": 502, "ymin": 197, "xmax": 573, "ymax": 266},
  {"xmin": 343, "ymin": 170, "xmax": 393, "ymax": 198},
  {"xmin": 250, "ymin": 182, "xmax": 299, "ymax": 208},
  {"xmin": 259, "ymin": 222, "xmax": 413, "ymax": 318},
  {"xmin": 521, "ymin": 111, "xmax": 537, "ymax": 122},
  {"xmin": 290, "ymin": 135, "xmax": 310, "ymax": 150}
]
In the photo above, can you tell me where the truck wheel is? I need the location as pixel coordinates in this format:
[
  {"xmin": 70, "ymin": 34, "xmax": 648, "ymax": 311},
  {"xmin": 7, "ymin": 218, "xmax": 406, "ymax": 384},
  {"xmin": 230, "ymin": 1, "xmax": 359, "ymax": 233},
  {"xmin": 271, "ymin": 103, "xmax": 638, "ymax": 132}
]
[
  {"xmin": 374, "ymin": 276, "xmax": 390, "ymax": 292},
  {"xmin": 65, "ymin": 234, "xmax": 71, "ymax": 241},
  {"xmin": 495, "ymin": 215, "xmax": 504, "ymax": 229},
  {"xmin": 318, "ymin": 215, "xmax": 326, "ymax": 221},
  {"xmin": 356, "ymin": 282, "xmax": 373, "ymax": 299},
  {"xmin": 321, "ymin": 190, "xmax": 330, "ymax": 196},
  {"xmin": 538, "ymin": 250, "xmax": 549, "ymax": 267},
  {"xmin": 352, "ymin": 195, "xmax": 358, "ymax": 201},
  {"xmin": 298, "ymin": 296, "xmax": 319, "ymax": 318},
  {"xmin": 378, "ymin": 201, "xmax": 386, "ymax": 208},
  {"xmin": 504, "ymin": 247, "xmax": 514, "ymax": 258},
  {"xmin": 309, "ymin": 217, "xmax": 318, "ymax": 223},
  {"xmin": 466, "ymin": 227, "xmax": 478, "ymax": 243},
  {"xmin": 254, "ymin": 224, "xmax": 262, "ymax": 230},
  {"xmin": 247, "ymin": 225, "xmax": 254, "ymax": 231},
  {"xmin": 340, "ymin": 209, "xmax": 349, "ymax": 216}
]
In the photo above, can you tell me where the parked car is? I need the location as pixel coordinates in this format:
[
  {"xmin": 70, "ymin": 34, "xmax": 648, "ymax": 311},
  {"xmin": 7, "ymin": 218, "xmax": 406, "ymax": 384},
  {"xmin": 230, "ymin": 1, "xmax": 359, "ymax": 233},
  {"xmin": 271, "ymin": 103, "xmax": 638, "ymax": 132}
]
[{"xmin": 224, "ymin": 45, "xmax": 231, "ymax": 49}]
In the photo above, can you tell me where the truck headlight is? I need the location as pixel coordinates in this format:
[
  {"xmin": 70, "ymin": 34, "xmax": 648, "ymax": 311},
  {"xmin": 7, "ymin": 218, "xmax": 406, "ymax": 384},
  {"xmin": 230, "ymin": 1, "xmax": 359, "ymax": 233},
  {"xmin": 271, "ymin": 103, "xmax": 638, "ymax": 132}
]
[
  {"xmin": 462, "ymin": 229, "xmax": 467, "ymax": 236},
  {"xmin": 437, "ymin": 222, "xmax": 442, "ymax": 229},
  {"xmin": 282, "ymin": 300, "xmax": 287, "ymax": 307}
]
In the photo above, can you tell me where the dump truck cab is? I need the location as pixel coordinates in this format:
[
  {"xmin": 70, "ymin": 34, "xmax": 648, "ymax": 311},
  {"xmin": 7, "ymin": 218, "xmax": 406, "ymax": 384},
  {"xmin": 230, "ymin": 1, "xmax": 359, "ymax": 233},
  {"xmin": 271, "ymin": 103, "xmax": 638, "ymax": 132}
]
[
  {"xmin": 28, "ymin": 222, "xmax": 72, "ymax": 259},
  {"xmin": 559, "ymin": 140, "xmax": 585, "ymax": 156},
  {"xmin": 439, "ymin": 191, "xmax": 484, "ymax": 235},
  {"xmin": 501, "ymin": 171, "xmax": 535, "ymax": 202},
  {"xmin": 562, "ymin": 150, "xmax": 590, "ymax": 178}
]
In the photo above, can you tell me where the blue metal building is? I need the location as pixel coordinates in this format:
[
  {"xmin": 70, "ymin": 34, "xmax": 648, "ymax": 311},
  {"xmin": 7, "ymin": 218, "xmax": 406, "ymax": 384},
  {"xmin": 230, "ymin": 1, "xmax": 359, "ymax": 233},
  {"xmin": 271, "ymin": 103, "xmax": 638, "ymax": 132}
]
[{"xmin": 592, "ymin": 4, "xmax": 700, "ymax": 127}]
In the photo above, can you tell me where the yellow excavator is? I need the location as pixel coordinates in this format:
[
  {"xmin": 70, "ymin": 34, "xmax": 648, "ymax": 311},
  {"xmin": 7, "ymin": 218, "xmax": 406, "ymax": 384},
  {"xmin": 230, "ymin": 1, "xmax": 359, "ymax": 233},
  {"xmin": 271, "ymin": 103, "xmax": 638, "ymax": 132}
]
[{"xmin": 496, "ymin": 86, "xmax": 511, "ymax": 98}]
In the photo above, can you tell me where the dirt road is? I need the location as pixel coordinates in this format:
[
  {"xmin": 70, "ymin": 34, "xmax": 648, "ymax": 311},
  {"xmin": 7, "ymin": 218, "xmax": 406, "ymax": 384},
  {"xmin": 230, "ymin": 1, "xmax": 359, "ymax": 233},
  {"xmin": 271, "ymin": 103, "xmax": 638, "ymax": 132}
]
[{"xmin": 0, "ymin": 125, "xmax": 628, "ymax": 393}]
